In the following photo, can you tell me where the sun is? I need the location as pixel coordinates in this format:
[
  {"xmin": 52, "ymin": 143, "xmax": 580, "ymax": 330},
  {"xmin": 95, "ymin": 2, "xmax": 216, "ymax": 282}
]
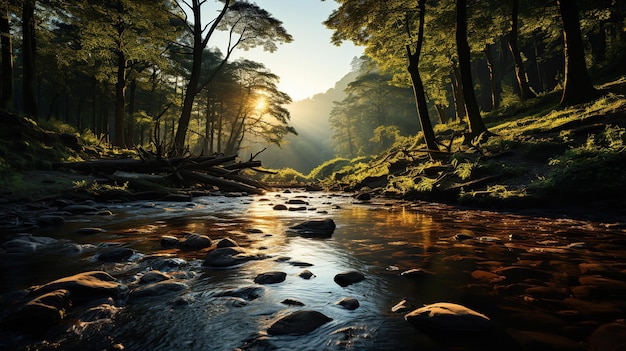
[{"xmin": 254, "ymin": 96, "xmax": 268, "ymax": 112}]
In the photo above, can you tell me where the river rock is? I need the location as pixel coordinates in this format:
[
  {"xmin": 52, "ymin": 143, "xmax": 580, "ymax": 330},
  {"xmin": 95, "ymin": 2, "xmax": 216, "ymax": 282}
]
[
  {"xmin": 299, "ymin": 270, "xmax": 315, "ymax": 279},
  {"xmin": 216, "ymin": 237, "xmax": 238, "ymax": 248},
  {"xmin": 267, "ymin": 310, "xmax": 333, "ymax": 335},
  {"xmin": 31, "ymin": 271, "xmax": 124, "ymax": 302},
  {"xmin": 290, "ymin": 218, "xmax": 336, "ymax": 237},
  {"xmin": 391, "ymin": 299, "xmax": 414, "ymax": 313},
  {"xmin": 336, "ymin": 297, "xmax": 360, "ymax": 310},
  {"xmin": 160, "ymin": 235, "xmax": 180, "ymax": 248},
  {"xmin": 129, "ymin": 281, "xmax": 188, "ymax": 301},
  {"xmin": 139, "ymin": 270, "xmax": 172, "ymax": 284},
  {"xmin": 400, "ymin": 268, "xmax": 436, "ymax": 279},
  {"xmin": 404, "ymin": 302, "xmax": 492, "ymax": 333},
  {"xmin": 589, "ymin": 322, "xmax": 626, "ymax": 351},
  {"xmin": 281, "ymin": 298, "xmax": 305, "ymax": 306},
  {"xmin": 36, "ymin": 215, "xmax": 66, "ymax": 227},
  {"xmin": 6, "ymin": 289, "xmax": 71, "ymax": 332},
  {"xmin": 2, "ymin": 234, "xmax": 59, "ymax": 254},
  {"xmin": 273, "ymin": 204, "xmax": 288, "ymax": 211},
  {"xmin": 203, "ymin": 247, "xmax": 265, "ymax": 268},
  {"xmin": 180, "ymin": 233, "xmax": 212, "ymax": 250},
  {"xmin": 214, "ymin": 286, "xmax": 265, "ymax": 301},
  {"xmin": 254, "ymin": 271, "xmax": 287, "ymax": 284},
  {"xmin": 97, "ymin": 247, "xmax": 135, "ymax": 262},
  {"xmin": 334, "ymin": 271, "xmax": 365, "ymax": 287},
  {"xmin": 287, "ymin": 199, "xmax": 308, "ymax": 205}
]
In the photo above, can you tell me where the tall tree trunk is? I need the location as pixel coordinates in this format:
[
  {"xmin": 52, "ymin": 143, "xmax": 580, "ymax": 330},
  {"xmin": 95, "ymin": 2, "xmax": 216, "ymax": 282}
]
[
  {"xmin": 456, "ymin": 0, "xmax": 489, "ymax": 138},
  {"xmin": 127, "ymin": 77, "xmax": 137, "ymax": 146},
  {"xmin": 484, "ymin": 44, "xmax": 500, "ymax": 110},
  {"xmin": 451, "ymin": 67, "xmax": 466, "ymax": 121},
  {"xmin": 1, "ymin": 3, "xmax": 13, "ymax": 110},
  {"xmin": 22, "ymin": 1, "xmax": 38, "ymax": 119},
  {"xmin": 174, "ymin": 0, "xmax": 229, "ymax": 154},
  {"xmin": 508, "ymin": 0, "xmax": 536, "ymax": 101},
  {"xmin": 114, "ymin": 51, "xmax": 127, "ymax": 147},
  {"xmin": 406, "ymin": 0, "xmax": 439, "ymax": 151},
  {"xmin": 557, "ymin": 0, "xmax": 598, "ymax": 105}
]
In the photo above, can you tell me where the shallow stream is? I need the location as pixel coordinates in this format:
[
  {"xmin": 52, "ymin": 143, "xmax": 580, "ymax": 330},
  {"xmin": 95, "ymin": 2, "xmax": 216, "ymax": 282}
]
[{"xmin": 2, "ymin": 191, "xmax": 626, "ymax": 350}]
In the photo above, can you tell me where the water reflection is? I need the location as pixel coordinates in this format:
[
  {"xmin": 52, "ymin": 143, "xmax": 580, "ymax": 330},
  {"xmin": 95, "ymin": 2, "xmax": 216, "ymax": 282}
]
[{"xmin": 3, "ymin": 191, "xmax": 626, "ymax": 351}]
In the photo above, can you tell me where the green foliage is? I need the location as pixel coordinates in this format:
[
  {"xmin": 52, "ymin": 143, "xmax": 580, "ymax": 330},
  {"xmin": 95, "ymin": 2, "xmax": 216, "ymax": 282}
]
[
  {"xmin": 307, "ymin": 157, "xmax": 352, "ymax": 180},
  {"xmin": 262, "ymin": 168, "xmax": 308, "ymax": 183}
]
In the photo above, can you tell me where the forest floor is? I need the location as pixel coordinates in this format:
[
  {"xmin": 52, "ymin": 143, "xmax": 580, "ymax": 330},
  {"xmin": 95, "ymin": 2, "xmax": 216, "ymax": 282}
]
[{"xmin": 1, "ymin": 77, "xmax": 626, "ymax": 224}]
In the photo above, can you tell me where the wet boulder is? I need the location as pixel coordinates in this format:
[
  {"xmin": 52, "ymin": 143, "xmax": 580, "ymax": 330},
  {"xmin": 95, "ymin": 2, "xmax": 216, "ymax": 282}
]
[
  {"xmin": 254, "ymin": 271, "xmax": 287, "ymax": 284},
  {"xmin": 336, "ymin": 297, "xmax": 360, "ymax": 310},
  {"xmin": 404, "ymin": 302, "xmax": 492, "ymax": 334},
  {"xmin": 267, "ymin": 310, "xmax": 333, "ymax": 335},
  {"xmin": 214, "ymin": 285, "xmax": 265, "ymax": 301},
  {"xmin": 2, "ymin": 234, "xmax": 60, "ymax": 254},
  {"xmin": 31, "ymin": 271, "xmax": 125, "ymax": 302},
  {"xmin": 180, "ymin": 233, "xmax": 212, "ymax": 250},
  {"xmin": 334, "ymin": 271, "xmax": 365, "ymax": 287},
  {"xmin": 139, "ymin": 270, "xmax": 172, "ymax": 284},
  {"xmin": 36, "ymin": 215, "xmax": 66, "ymax": 228},
  {"xmin": 203, "ymin": 247, "xmax": 266, "ymax": 268},
  {"xmin": 290, "ymin": 219, "xmax": 336, "ymax": 237},
  {"xmin": 129, "ymin": 281, "xmax": 188, "ymax": 302},
  {"xmin": 5, "ymin": 289, "xmax": 71, "ymax": 333},
  {"xmin": 216, "ymin": 237, "xmax": 239, "ymax": 249},
  {"xmin": 589, "ymin": 322, "xmax": 626, "ymax": 351},
  {"xmin": 97, "ymin": 247, "xmax": 135, "ymax": 262},
  {"xmin": 160, "ymin": 235, "xmax": 180, "ymax": 248},
  {"xmin": 299, "ymin": 270, "xmax": 315, "ymax": 279}
]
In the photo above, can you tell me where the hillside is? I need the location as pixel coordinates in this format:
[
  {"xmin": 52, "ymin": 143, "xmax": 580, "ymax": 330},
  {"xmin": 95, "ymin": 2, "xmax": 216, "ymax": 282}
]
[
  {"xmin": 264, "ymin": 77, "xmax": 626, "ymax": 220},
  {"xmin": 256, "ymin": 71, "xmax": 359, "ymax": 173}
]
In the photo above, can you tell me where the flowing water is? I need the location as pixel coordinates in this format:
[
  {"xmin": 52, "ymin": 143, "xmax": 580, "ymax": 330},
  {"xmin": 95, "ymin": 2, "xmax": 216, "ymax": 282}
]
[{"xmin": 2, "ymin": 191, "xmax": 626, "ymax": 350}]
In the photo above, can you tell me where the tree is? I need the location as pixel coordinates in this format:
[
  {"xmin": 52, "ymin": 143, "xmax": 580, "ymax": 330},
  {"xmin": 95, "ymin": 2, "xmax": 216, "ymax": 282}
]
[
  {"xmin": 557, "ymin": 0, "xmax": 598, "ymax": 106},
  {"xmin": 325, "ymin": 0, "xmax": 439, "ymax": 151},
  {"xmin": 22, "ymin": 0, "xmax": 38, "ymax": 119},
  {"xmin": 406, "ymin": 0, "xmax": 438, "ymax": 151},
  {"xmin": 508, "ymin": 0, "xmax": 536, "ymax": 101},
  {"xmin": 172, "ymin": 0, "xmax": 292, "ymax": 154},
  {"xmin": 0, "ymin": 2, "xmax": 13, "ymax": 110},
  {"xmin": 455, "ymin": 0, "xmax": 489, "ymax": 138}
]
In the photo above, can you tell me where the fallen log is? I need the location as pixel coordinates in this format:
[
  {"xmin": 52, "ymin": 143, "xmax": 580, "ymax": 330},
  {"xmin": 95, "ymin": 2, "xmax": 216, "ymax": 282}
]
[{"xmin": 179, "ymin": 169, "xmax": 264, "ymax": 195}]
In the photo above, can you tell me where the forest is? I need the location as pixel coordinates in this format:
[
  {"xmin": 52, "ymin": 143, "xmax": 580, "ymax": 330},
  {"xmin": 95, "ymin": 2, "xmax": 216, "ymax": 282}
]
[{"xmin": 0, "ymin": 0, "xmax": 625, "ymax": 207}]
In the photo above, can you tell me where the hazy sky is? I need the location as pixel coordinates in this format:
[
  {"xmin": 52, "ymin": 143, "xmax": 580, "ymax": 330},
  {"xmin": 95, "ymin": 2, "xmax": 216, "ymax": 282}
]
[{"xmin": 206, "ymin": 0, "xmax": 363, "ymax": 101}]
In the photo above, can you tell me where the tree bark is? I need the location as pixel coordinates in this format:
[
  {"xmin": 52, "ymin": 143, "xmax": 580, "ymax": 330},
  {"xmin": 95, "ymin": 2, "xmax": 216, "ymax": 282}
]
[
  {"xmin": 114, "ymin": 51, "xmax": 127, "ymax": 147},
  {"xmin": 508, "ymin": 0, "xmax": 536, "ymax": 101},
  {"xmin": 557, "ymin": 0, "xmax": 598, "ymax": 106},
  {"xmin": 127, "ymin": 76, "xmax": 137, "ymax": 146},
  {"xmin": 0, "ymin": 3, "xmax": 13, "ymax": 110},
  {"xmin": 174, "ymin": 0, "xmax": 229, "ymax": 153},
  {"xmin": 450, "ymin": 67, "xmax": 465, "ymax": 121},
  {"xmin": 406, "ymin": 0, "xmax": 439, "ymax": 151},
  {"xmin": 22, "ymin": 1, "xmax": 38, "ymax": 119},
  {"xmin": 456, "ymin": 0, "xmax": 489, "ymax": 137},
  {"xmin": 484, "ymin": 44, "xmax": 500, "ymax": 111}
]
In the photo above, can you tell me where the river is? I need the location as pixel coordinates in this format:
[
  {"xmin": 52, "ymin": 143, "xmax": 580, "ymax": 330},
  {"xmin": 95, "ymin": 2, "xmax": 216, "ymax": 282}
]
[{"xmin": 2, "ymin": 190, "xmax": 625, "ymax": 350}]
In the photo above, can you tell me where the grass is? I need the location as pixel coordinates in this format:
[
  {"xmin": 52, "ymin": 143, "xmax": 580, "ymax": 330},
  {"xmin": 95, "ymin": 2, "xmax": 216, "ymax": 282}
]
[{"xmin": 301, "ymin": 78, "xmax": 626, "ymax": 210}]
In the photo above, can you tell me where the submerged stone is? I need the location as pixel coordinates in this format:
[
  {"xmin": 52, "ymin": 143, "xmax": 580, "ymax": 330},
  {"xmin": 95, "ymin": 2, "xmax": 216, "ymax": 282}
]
[
  {"xmin": 253, "ymin": 271, "xmax": 286, "ymax": 284},
  {"xmin": 267, "ymin": 310, "xmax": 332, "ymax": 335},
  {"xmin": 334, "ymin": 271, "xmax": 365, "ymax": 287},
  {"xmin": 290, "ymin": 219, "xmax": 336, "ymax": 237},
  {"xmin": 404, "ymin": 302, "xmax": 492, "ymax": 334},
  {"xmin": 31, "ymin": 271, "xmax": 124, "ymax": 302}
]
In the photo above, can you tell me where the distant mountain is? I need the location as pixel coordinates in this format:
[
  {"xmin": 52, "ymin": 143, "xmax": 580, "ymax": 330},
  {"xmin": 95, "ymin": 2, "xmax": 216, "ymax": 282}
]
[{"xmin": 258, "ymin": 70, "xmax": 359, "ymax": 173}]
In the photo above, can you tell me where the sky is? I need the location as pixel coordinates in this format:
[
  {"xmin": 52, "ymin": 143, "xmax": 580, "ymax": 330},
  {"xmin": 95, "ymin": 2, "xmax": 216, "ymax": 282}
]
[{"xmin": 205, "ymin": 0, "xmax": 363, "ymax": 101}]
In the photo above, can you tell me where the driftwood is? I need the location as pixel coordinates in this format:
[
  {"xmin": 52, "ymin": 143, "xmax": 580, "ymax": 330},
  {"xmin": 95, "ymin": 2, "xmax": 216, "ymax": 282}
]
[{"xmin": 55, "ymin": 152, "xmax": 270, "ymax": 195}]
